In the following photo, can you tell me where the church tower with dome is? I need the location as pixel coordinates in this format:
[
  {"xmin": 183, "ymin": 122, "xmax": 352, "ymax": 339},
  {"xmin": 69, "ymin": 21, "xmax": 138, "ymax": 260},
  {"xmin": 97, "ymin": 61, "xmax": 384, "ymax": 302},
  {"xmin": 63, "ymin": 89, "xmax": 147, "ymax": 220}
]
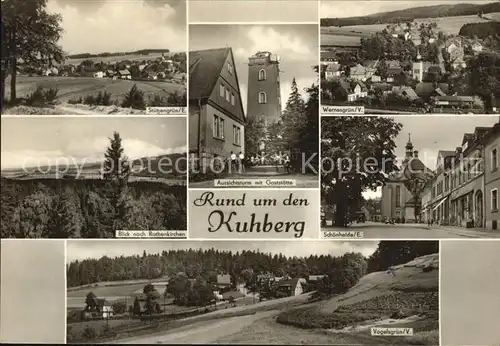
[{"xmin": 381, "ymin": 134, "xmax": 434, "ymax": 222}]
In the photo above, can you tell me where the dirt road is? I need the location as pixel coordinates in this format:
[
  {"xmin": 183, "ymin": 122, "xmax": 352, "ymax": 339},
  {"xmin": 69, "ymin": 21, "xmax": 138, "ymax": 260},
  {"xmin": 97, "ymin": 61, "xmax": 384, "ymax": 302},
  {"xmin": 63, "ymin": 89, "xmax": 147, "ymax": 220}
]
[{"xmin": 108, "ymin": 311, "xmax": 279, "ymax": 344}]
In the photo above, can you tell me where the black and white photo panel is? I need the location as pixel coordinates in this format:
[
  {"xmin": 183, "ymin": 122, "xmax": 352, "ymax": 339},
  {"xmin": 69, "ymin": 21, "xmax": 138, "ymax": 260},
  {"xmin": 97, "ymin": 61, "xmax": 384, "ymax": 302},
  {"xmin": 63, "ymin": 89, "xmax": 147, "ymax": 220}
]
[
  {"xmin": 65, "ymin": 240, "xmax": 439, "ymax": 345},
  {"xmin": 188, "ymin": 23, "xmax": 319, "ymax": 189},
  {"xmin": 1, "ymin": 116, "xmax": 188, "ymax": 238},
  {"xmin": 2, "ymin": 0, "xmax": 187, "ymax": 116},
  {"xmin": 320, "ymin": 116, "xmax": 499, "ymax": 240},
  {"xmin": 320, "ymin": 0, "xmax": 500, "ymax": 115}
]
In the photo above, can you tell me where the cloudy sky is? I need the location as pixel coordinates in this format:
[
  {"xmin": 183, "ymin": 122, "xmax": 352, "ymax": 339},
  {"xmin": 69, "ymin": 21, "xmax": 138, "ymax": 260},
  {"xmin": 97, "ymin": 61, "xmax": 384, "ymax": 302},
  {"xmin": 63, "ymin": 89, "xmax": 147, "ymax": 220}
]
[
  {"xmin": 321, "ymin": 0, "xmax": 497, "ymax": 18},
  {"xmin": 66, "ymin": 240, "xmax": 379, "ymax": 262},
  {"xmin": 190, "ymin": 24, "xmax": 318, "ymax": 112},
  {"xmin": 1, "ymin": 117, "xmax": 187, "ymax": 170},
  {"xmin": 189, "ymin": 0, "xmax": 318, "ymax": 23},
  {"xmin": 46, "ymin": 0, "xmax": 186, "ymax": 54},
  {"xmin": 363, "ymin": 116, "xmax": 499, "ymax": 199}
]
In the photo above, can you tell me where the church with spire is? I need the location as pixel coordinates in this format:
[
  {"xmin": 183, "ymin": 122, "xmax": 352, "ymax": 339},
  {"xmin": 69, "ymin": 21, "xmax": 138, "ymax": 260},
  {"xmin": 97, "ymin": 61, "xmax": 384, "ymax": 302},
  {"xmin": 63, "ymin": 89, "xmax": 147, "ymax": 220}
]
[{"xmin": 381, "ymin": 134, "xmax": 434, "ymax": 222}]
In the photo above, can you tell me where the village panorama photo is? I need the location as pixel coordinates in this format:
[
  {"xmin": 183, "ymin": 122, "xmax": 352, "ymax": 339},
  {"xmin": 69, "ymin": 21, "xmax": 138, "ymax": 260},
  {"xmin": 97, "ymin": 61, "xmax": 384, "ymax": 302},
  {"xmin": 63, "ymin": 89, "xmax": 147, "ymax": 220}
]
[
  {"xmin": 65, "ymin": 240, "xmax": 439, "ymax": 345},
  {"xmin": 1, "ymin": 0, "xmax": 187, "ymax": 115},
  {"xmin": 320, "ymin": 0, "xmax": 500, "ymax": 115}
]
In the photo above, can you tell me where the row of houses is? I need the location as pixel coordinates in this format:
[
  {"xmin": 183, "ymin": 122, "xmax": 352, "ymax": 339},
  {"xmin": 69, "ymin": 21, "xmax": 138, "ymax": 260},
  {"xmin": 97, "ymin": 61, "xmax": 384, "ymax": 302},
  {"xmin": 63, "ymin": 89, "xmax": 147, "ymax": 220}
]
[{"xmin": 421, "ymin": 120, "xmax": 500, "ymax": 230}]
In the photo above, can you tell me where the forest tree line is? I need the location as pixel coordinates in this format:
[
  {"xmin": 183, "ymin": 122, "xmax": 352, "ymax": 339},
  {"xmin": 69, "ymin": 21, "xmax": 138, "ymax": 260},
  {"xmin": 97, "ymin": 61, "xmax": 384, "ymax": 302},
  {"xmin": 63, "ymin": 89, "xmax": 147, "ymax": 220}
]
[
  {"xmin": 67, "ymin": 241, "xmax": 439, "ymax": 288},
  {"xmin": 0, "ymin": 178, "xmax": 186, "ymax": 238}
]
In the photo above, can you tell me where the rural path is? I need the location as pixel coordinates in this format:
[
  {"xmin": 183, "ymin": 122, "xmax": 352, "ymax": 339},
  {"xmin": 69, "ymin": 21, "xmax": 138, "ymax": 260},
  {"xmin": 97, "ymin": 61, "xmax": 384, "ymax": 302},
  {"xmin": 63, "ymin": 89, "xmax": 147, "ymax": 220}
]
[{"xmin": 107, "ymin": 310, "xmax": 279, "ymax": 344}]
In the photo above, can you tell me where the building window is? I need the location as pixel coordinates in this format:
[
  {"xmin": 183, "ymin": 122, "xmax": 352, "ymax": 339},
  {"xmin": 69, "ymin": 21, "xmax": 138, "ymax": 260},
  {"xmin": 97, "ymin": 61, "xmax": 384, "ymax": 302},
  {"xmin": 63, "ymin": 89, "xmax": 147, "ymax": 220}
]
[
  {"xmin": 225, "ymin": 89, "xmax": 230, "ymax": 102},
  {"xmin": 432, "ymin": 186, "xmax": 436, "ymax": 198},
  {"xmin": 258, "ymin": 69, "xmax": 266, "ymax": 81},
  {"xmin": 219, "ymin": 84, "xmax": 224, "ymax": 97},
  {"xmin": 395, "ymin": 185, "xmax": 401, "ymax": 207},
  {"xmin": 231, "ymin": 93, "xmax": 235, "ymax": 106},
  {"xmin": 233, "ymin": 126, "xmax": 241, "ymax": 145},
  {"xmin": 228, "ymin": 63, "xmax": 233, "ymax": 74},
  {"xmin": 445, "ymin": 176, "xmax": 449, "ymax": 192},
  {"xmin": 492, "ymin": 148, "xmax": 498, "ymax": 171},
  {"xmin": 213, "ymin": 115, "xmax": 225, "ymax": 140},
  {"xmin": 258, "ymin": 92, "xmax": 267, "ymax": 104},
  {"xmin": 492, "ymin": 189, "xmax": 498, "ymax": 211}
]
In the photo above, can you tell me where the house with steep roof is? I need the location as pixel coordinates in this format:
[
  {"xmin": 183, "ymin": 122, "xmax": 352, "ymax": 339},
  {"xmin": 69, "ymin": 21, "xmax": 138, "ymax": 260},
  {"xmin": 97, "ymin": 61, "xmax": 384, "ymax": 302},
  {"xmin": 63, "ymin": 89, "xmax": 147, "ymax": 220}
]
[
  {"xmin": 391, "ymin": 86, "xmax": 420, "ymax": 102},
  {"xmin": 274, "ymin": 278, "xmax": 307, "ymax": 297},
  {"xmin": 84, "ymin": 296, "xmax": 114, "ymax": 319},
  {"xmin": 117, "ymin": 69, "xmax": 131, "ymax": 80},
  {"xmin": 216, "ymin": 274, "xmax": 232, "ymax": 289},
  {"xmin": 350, "ymin": 64, "xmax": 367, "ymax": 81},
  {"xmin": 415, "ymin": 82, "xmax": 449, "ymax": 101},
  {"xmin": 189, "ymin": 48, "xmax": 246, "ymax": 164}
]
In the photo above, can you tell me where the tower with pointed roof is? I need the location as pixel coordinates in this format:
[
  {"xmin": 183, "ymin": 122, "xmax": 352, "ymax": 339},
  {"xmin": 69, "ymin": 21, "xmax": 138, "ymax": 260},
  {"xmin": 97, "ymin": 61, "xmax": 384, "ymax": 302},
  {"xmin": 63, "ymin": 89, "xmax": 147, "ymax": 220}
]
[{"xmin": 381, "ymin": 134, "xmax": 434, "ymax": 222}]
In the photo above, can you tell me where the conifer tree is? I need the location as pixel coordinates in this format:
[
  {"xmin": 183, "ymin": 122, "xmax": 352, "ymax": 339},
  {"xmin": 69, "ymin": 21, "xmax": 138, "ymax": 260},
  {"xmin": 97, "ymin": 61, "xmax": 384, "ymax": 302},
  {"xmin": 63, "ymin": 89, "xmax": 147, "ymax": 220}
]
[
  {"xmin": 102, "ymin": 131, "xmax": 131, "ymax": 232},
  {"xmin": 281, "ymin": 78, "xmax": 307, "ymax": 152}
]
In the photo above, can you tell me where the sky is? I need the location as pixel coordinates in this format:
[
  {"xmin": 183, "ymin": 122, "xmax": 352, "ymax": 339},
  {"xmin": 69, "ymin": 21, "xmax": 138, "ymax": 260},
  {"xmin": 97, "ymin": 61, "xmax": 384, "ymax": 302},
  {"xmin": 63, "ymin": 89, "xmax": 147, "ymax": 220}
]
[
  {"xmin": 189, "ymin": 24, "xmax": 318, "ymax": 112},
  {"xmin": 46, "ymin": 0, "xmax": 187, "ymax": 54},
  {"xmin": 362, "ymin": 116, "xmax": 499, "ymax": 199},
  {"xmin": 189, "ymin": 0, "xmax": 319, "ymax": 23},
  {"xmin": 66, "ymin": 240, "xmax": 380, "ymax": 262},
  {"xmin": 0, "ymin": 117, "xmax": 187, "ymax": 170},
  {"xmin": 441, "ymin": 241, "xmax": 500, "ymax": 346},
  {"xmin": 321, "ymin": 0, "xmax": 497, "ymax": 18},
  {"xmin": 1, "ymin": 240, "xmax": 66, "ymax": 343}
]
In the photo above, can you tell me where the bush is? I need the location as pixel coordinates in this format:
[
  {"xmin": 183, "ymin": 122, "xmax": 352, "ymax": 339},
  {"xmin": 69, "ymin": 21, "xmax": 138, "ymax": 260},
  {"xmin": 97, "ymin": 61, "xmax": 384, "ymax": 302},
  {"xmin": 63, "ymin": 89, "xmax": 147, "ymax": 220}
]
[
  {"xmin": 68, "ymin": 96, "xmax": 83, "ymax": 105},
  {"xmin": 25, "ymin": 86, "xmax": 47, "ymax": 107},
  {"xmin": 25, "ymin": 86, "xmax": 59, "ymax": 107},
  {"xmin": 112, "ymin": 300, "xmax": 127, "ymax": 314},
  {"xmin": 122, "ymin": 84, "xmax": 146, "ymax": 110},
  {"xmin": 148, "ymin": 94, "xmax": 168, "ymax": 107}
]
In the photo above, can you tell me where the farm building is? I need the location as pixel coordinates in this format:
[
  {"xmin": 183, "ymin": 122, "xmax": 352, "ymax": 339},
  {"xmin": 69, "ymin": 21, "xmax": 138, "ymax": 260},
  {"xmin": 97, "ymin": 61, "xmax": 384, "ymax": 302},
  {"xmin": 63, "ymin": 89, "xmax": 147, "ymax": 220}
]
[
  {"xmin": 216, "ymin": 274, "xmax": 232, "ymax": 290},
  {"xmin": 84, "ymin": 297, "xmax": 114, "ymax": 319},
  {"xmin": 117, "ymin": 69, "xmax": 132, "ymax": 79}
]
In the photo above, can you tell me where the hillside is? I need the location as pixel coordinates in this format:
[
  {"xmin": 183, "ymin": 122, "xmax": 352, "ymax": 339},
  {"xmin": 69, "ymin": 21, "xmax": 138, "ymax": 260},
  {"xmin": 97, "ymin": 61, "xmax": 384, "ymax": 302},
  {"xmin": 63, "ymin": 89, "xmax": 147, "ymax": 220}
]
[
  {"xmin": 277, "ymin": 254, "xmax": 439, "ymax": 344},
  {"xmin": 321, "ymin": 2, "xmax": 500, "ymax": 26}
]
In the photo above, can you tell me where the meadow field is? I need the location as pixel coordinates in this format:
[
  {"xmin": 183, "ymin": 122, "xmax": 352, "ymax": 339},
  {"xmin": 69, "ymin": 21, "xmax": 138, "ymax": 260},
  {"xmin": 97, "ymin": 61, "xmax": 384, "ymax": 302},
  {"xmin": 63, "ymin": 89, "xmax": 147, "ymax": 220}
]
[
  {"xmin": 321, "ymin": 12, "xmax": 500, "ymax": 46},
  {"xmin": 5, "ymin": 76, "xmax": 186, "ymax": 104},
  {"xmin": 67, "ymin": 282, "xmax": 169, "ymax": 299}
]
